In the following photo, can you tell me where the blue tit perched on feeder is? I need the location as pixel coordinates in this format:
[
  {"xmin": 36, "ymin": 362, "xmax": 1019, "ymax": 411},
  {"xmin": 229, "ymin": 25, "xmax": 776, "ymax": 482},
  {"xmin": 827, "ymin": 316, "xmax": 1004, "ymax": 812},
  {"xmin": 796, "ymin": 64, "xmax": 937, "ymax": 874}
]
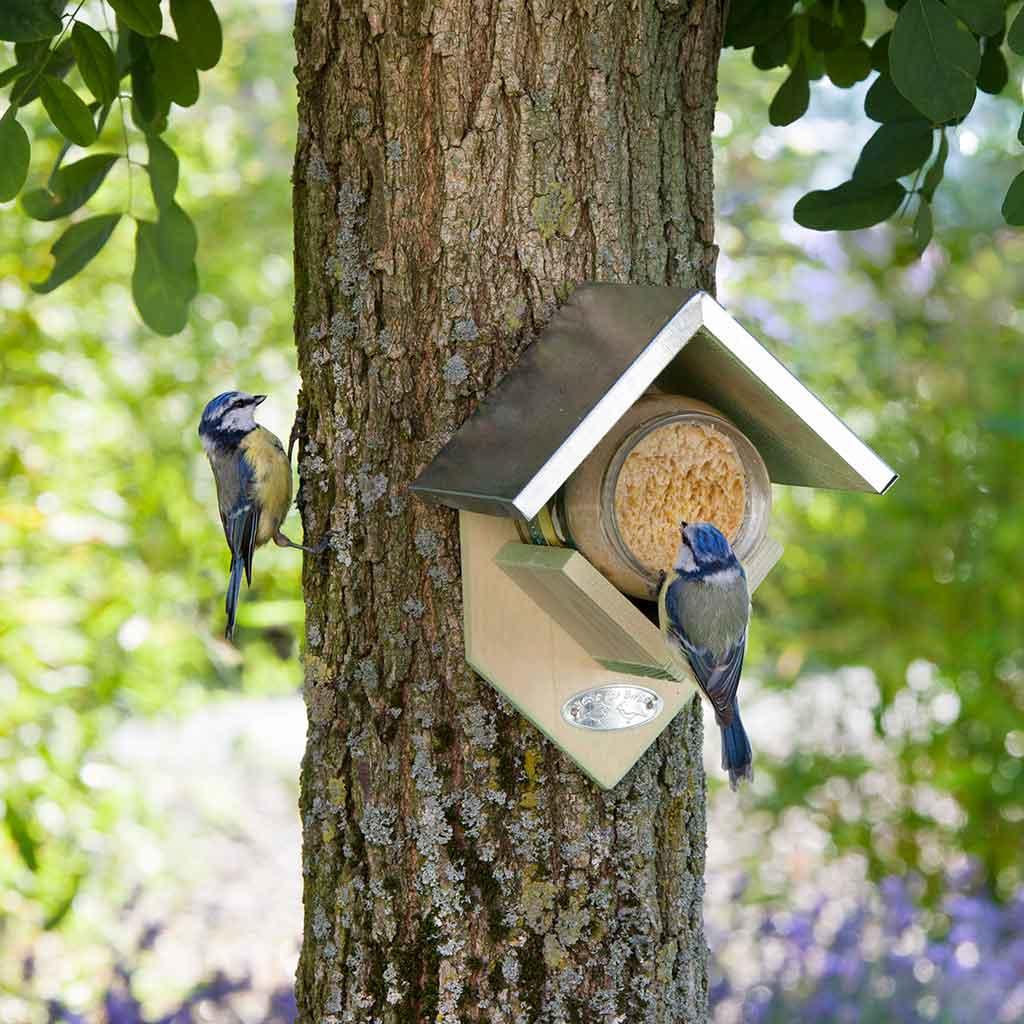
[
  {"xmin": 659, "ymin": 521, "xmax": 753, "ymax": 789},
  {"xmin": 199, "ymin": 391, "xmax": 326, "ymax": 641}
]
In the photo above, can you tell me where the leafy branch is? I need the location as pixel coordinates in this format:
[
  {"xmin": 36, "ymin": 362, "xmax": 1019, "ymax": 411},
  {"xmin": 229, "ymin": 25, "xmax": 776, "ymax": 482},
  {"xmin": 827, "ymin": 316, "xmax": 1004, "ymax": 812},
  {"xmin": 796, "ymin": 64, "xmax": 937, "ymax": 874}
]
[
  {"xmin": 727, "ymin": 0, "xmax": 1024, "ymax": 247},
  {"xmin": 5, "ymin": 1, "xmax": 1024, "ymax": 334},
  {"xmin": 0, "ymin": 0, "xmax": 222, "ymax": 334}
]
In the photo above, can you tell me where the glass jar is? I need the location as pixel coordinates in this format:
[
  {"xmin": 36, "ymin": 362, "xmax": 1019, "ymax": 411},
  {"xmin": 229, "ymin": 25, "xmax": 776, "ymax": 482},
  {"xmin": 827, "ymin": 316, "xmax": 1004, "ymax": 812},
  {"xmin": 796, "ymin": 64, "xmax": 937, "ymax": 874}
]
[{"xmin": 518, "ymin": 394, "xmax": 771, "ymax": 599}]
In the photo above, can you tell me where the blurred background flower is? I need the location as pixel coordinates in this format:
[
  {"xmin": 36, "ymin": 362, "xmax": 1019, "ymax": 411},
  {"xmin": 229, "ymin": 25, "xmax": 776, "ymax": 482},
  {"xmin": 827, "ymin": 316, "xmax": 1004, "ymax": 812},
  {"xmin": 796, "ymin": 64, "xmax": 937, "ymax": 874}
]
[{"xmin": 1, "ymin": 3, "xmax": 1022, "ymax": 1021}]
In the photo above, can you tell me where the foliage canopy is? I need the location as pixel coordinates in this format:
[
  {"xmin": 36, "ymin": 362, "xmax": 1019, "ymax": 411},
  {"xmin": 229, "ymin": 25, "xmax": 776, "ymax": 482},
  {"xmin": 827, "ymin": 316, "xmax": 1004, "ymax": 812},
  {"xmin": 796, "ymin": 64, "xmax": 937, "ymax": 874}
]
[
  {"xmin": 3, "ymin": 1, "xmax": 1024, "ymax": 331},
  {"xmin": 1, "ymin": 0, "xmax": 221, "ymax": 334},
  {"xmin": 0, "ymin": 0, "xmax": 297, "ymax": 940},
  {"xmin": 726, "ymin": 0, "xmax": 1024, "ymax": 247}
]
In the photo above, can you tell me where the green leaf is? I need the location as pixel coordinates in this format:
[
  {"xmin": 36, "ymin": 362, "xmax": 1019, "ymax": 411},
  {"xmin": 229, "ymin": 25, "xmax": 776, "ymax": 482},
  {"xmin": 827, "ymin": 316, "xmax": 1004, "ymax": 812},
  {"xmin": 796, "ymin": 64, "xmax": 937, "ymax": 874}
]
[
  {"xmin": 944, "ymin": 0, "xmax": 1003, "ymax": 38},
  {"xmin": 131, "ymin": 54, "xmax": 170, "ymax": 133},
  {"xmin": 21, "ymin": 153, "xmax": 120, "ymax": 221},
  {"xmin": 0, "ymin": 111, "xmax": 31, "ymax": 202},
  {"xmin": 1002, "ymin": 170, "xmax": 1024, "ymax": 226},
  {"xmin": 157, "ymin": 201, "xmax": 198, "ymax": 270},
  {"xmin": 840, "ymin": 0, "xmax": 867, "ymax": 43},
  {"xmin": 147, "ymin": 134, "xmax": 179, "ymax": 209},
  {"xmin": 725, "ymin": 0, "xmax": 797, "ymax": 49},
  {"xmin": 890, "ymin": 0, "xmax": 979, "ymax": 124},
  {"xmin": 170, "ymin": 0, "xmax": 223, "ymax": 71},
  {"xmin": 11, "ymin": 40, "xmax": 74, "ymax": 106},
  {"xmin": 871, "ymin": 31, "xmax": 891, "ymax": 71},
  {"xmin": 1018, "ymin": 113, "xmax": 1024, "ymax": 147},
  {"xmin": 912, "ymin": 198, "xmax": 933, "ymax": 254},
  {"xmin": 32, "ymin": 213, "xmax": 121, "ymax": 293},
  {"xmin": 14, "ymin": 39, "xmax": 48, "ymax": 62},
  {"xmin": 1010, "ymin": 9, "xmax": 1024, "ymax": 56},
  {"xmin": 93, "ymin": 100, "xmax": 114, "ymax": 142},
  {"xmin": 808, "ymin": 12, "xmax": 844, "ymax": 52},
  {"xmin": 0, "ymin": 61, "xmax": 33, "ymax": 88},
  {"xmin": 921, "ymin": 131, "xmax": 949, "ymax": 200},
  {"xmin": 976, "ymin": 43, "xmax": 1008, "ymax": 95},
  {"xmin": 4, "ymin": 801, "xmax": 40, "ymax": 872},
  {"xmin": 132, "ymin": 218, "xmax": 198, "ymax": 335},
  {"xmin": 71, "ymin": 22, "xmax": 119, "ymax": 105},
  {"xmin": 769, "ymin": 56, "xmax": 809, "ymax": 127},
  {"xmin": 826, "ymin": 42, "xmax": 872, "ymax": 88},
  {"xmin": 0, "ymin": 0, "xmax": 61, "ymax": 43},
  {"xmin": 115, "ymin": 26, "xmax": 136, "ymax": 76},
  {"xmin": 43, "ymin": 874, "xmax": 83, "ymax": 931},
  {"xmin": 852, "ymin": 121, "xmax": 934, "ymax": 185},
  {"xmin": 46, "ymin": 139, "xmax": 74, "ymax": 187},
  {"xmin": 804, "ymin": 46, "xmax": 826, "ymax": 82},
  {"xmin": 148, "ymin": 35, "xmax": 199, "ymax": 107},
  {"xmin": 752, "ymin": 22, "xmax": 792, "ymax": 70},
  {"xmin": 39, "ymin": 76, "xmax": 97, "ymax": 146},
  {"xmin": 865, "ymin": 72, "xmax": 924, "ymax": 123},
  {"xmin": 106, "ymin": 0, "xmax": 162, "ymax": 37},
  {"xmin": 794, "ymin": 180, "xmax": 906, "ymax": 230}
]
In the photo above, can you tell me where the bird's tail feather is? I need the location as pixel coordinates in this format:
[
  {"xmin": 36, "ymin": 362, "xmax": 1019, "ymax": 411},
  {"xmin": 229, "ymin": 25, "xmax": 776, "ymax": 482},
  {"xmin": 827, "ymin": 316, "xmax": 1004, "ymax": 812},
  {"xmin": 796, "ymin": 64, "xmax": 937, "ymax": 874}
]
[
  {"xmin": 720, "ymin": 700, "xmax": 753, "ymax": 791},
  {"xmin": 225, "ymin": 556, "xmax": 244, "ymax": 641}
]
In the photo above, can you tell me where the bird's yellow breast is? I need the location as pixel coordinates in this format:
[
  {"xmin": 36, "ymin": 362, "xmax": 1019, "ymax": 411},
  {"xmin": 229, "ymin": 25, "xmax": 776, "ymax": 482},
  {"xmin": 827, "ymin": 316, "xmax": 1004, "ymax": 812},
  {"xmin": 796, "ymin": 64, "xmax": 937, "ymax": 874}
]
[{"xmin": 240, "ymin": 426, "xmax": 292, "ymax": 545}]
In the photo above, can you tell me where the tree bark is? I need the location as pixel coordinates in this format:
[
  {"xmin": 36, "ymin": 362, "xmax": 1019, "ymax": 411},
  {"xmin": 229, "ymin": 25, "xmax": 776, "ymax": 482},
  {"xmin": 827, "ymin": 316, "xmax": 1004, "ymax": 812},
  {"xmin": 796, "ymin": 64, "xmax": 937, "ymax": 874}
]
[{"xmin": 291, "ymin": 2, "xmax": 727, "ymax": 1020}]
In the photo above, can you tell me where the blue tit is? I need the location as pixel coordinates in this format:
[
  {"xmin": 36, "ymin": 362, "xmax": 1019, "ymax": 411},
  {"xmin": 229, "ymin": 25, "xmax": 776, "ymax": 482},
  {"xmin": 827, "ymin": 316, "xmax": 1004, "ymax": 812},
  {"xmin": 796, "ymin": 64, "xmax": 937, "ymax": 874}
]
[
  {"xmin": 658, "ymin": 521, "xmax": 753, "ymax": 789},
  {"xmin": 199, "ymin": 390, "xmax": 326, "ymax": 641}
]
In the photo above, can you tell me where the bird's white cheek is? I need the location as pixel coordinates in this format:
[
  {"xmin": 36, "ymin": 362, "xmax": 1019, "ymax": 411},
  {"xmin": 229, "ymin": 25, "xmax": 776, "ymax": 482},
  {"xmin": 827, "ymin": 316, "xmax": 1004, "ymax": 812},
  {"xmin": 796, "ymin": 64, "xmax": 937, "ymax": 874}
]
[
  {"xmin": 221, "ymin": 409, "xmax": 256, "ymax": 432},
  {"xmin": 674, "ymin": 545, "xmax": 697, "ymax": 573}
]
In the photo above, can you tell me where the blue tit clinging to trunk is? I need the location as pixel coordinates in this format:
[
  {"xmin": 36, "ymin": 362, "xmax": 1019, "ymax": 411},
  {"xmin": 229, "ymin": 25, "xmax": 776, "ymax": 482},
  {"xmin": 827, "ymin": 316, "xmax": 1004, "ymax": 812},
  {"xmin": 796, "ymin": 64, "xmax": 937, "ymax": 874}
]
[
  {"xmin": 199, "ymin": 391, "xmax": 326, "ymax": 641},
  {"xmin": 659, "ymin": 521, "xmax": 753, "ymax": 789}
]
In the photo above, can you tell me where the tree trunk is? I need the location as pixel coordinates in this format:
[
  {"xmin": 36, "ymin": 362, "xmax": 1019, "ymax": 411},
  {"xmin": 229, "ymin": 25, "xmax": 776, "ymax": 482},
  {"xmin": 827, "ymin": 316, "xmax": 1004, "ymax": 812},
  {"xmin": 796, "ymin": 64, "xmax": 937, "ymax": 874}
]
[{"xmin": 291, "ymin": 1, "xmax": 727, "ymax": 1020}]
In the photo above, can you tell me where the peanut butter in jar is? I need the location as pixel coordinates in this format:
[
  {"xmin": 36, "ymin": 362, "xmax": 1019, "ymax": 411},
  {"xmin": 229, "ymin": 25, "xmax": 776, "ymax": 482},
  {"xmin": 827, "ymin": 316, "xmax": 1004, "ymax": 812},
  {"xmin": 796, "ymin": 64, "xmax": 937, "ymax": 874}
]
[
  {"xmin": 551, "ymin": 394, "xmax": 771, "ymax": 599},
  {"xmin": 613, "ymin": 419, "xmax": 747, "ymax": 572}
]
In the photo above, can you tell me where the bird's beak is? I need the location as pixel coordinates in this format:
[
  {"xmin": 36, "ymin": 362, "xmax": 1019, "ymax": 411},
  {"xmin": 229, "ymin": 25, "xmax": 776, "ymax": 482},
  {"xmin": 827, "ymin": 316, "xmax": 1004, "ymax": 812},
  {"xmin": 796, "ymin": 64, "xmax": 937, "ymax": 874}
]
[{"xmin": 253, "ymin": 394, "xmax": 267, "ymax": 405}]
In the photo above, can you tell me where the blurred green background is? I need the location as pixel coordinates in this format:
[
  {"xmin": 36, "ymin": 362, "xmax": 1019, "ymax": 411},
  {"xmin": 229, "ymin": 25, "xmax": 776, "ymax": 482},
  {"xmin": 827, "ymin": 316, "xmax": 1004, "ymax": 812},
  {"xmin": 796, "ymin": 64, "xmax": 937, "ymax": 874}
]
[
  {"xmin": 0, "ymin": 2, "xmax": 305, "ymax": 1014},
  {"xmin": 718, "ymin": 57, "xmax": 1024, "ymax": 899},
  {"xmin": 2, "ymin": 3, "xmax": 1023, "ymax": 1020}
]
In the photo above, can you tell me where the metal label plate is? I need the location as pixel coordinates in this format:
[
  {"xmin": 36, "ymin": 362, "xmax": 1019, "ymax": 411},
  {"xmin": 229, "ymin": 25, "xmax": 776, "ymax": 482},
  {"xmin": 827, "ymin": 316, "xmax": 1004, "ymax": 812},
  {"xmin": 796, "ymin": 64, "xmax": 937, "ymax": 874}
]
[{"xmin": 561, "ymin": 685, "xmax": 664, "ymax": 731}]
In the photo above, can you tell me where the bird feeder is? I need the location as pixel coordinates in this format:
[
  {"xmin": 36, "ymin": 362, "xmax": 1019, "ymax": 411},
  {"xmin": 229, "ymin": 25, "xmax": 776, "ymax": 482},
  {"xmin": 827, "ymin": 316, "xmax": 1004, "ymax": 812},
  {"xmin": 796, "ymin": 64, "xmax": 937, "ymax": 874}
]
[{"xmin": 412, "ymin": 285, "xmax": 896, "ymax": 788}]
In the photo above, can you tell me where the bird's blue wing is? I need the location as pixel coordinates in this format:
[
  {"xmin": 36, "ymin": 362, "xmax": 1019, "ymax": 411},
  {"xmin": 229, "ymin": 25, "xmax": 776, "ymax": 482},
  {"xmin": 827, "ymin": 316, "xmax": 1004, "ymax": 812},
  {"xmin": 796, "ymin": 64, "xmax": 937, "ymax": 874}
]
[
  {"xmin": 670, "ymin": 624, "xmax": 746, "ymax": 725},
  {"xmin": 219, "ymin": 451, "xmax": 260, "ymax": 586},
  {"xmin": 664, "ymin": 579, "xmax": 746, "ymax": 724}
]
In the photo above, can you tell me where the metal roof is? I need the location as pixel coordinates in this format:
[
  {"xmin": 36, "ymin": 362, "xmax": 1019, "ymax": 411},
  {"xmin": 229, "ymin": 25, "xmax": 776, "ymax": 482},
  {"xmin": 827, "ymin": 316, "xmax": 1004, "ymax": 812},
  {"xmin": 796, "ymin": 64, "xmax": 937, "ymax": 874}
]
[{"xmin": 411, "ymin": 284, "xmax": 897, "ymax": 519}]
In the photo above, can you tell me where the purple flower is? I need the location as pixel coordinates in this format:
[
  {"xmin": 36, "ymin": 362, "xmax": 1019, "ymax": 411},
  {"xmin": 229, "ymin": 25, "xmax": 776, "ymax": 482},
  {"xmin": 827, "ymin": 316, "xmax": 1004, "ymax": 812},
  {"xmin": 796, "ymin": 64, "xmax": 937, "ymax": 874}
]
[
  {"xmin": 880, "ymin": 876, "xmax": 916, "ymax": 936},
  {"xmin": 47, "ymin": 1002, "xmax": 86, "ymax": 1024},
  {"xmin": 103, "ymin": 989, "xmax": 144, "ymax": 1024},
  {"xmin": 263, "ymin": 987, "xmax": 298, "ymax": 1024},
  {"xmin": 709, "ymin": 874, "xmax": 1024, "ymax": 1023}
]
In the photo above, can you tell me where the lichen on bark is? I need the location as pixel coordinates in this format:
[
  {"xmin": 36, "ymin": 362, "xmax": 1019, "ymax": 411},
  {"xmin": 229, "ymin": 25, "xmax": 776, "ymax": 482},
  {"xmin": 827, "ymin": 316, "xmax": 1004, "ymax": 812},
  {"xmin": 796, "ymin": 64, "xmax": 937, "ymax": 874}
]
[{"xmin": 291, "ymin": 1, "xmax": 727, "ymax": 1020}]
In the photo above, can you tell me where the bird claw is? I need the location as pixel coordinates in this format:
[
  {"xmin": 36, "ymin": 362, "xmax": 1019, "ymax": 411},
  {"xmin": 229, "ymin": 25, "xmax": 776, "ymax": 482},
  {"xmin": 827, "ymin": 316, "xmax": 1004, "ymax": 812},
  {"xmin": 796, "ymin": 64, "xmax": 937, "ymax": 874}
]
[
  {"xmin": 307, "ymin": 532, "xmax": 332, "ymax": 556},
  {"xmin": 273, "ymin": 528, "xmax": 332, "ymax": 555}
]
